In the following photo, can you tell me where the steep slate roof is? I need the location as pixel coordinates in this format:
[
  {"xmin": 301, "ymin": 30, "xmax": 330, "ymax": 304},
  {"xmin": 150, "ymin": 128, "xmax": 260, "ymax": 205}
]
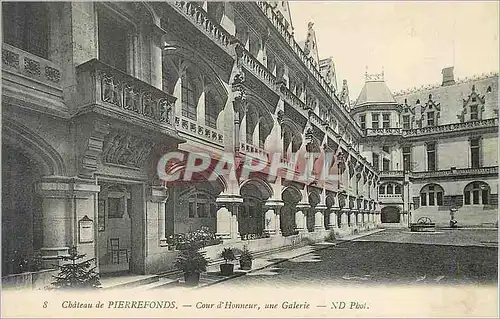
[
  {"xmin": 394, "ymin": 73, "xmax": 498, "ymax": 125},
  {"xmin": 355, "ymin": 79, "xmax": 397, "ymax": 107}
]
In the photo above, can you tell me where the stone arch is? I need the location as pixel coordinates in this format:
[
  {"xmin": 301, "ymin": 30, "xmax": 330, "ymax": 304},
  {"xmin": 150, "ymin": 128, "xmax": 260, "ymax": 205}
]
[
  {"xmin": 381, "ymin": 206, "xmax": 400, "ymax": 223},
  {"xmin": 463, "ymin": 181, "xmax": 491, "ymax": 205},
  {"xmin": 239, "ymin": 178, "xmax": 273, "ymax": 200},
  {"xmin": 164, "ymin": 161, "xmax": 228, "ymax": 194},
  {"xmin": 308, "ymin": 189, "xmax": 321, "ymax": 207},
  {"xmin": 239, "ymin": 177, "xmax": 273, "ymax": 237},
  {"xmin": 325, "ymin": 192, "xmax": 336, "ymax": 208},
  {"xmin": 2, "ymin": 119, "xmax": 66, "ymax": 176},
  {"xmin": 281, "ymin": 185, "xmax": 302, "ymax": 204},
  {"xmin": 163, "ymin": 44, "xmax": 228, "ymax": 98},
  {"xmin": 282, "ymin": 118, "xmax": 303, "ymax": 154}
]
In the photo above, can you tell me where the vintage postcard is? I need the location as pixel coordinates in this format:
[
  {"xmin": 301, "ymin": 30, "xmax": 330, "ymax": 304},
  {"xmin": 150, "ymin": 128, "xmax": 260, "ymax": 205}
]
[{"xmin": 1, "ymin": 0, "xmax": 498, "ymax": 318}]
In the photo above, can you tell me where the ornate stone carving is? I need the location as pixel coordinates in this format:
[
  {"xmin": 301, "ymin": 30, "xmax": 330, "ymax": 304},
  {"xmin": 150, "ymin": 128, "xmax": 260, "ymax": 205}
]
[
  {"xmin": 78, "ymin": 119, "xmax": 110, "ymax": 178},
  {"xmin": 2, "ymin": 49, "xmax": 19, "ymax": 69},
  {"xmin": 277, "ymin": 110, "xmax": 284, "ymax": 125},
  {"xmin": 102, "ymin": 129, "xmax": 156, "ymax": 168},
  {"xmin": 24, "ymin": 57, "xmax": 41, "ymax": 76},
  {"xmin": 45, "ymin": 66, "xmax": 61, "ymax": 83},
  {"xmin": 102, "ymin": 73, "xmax": 122, "ymax": 107}
]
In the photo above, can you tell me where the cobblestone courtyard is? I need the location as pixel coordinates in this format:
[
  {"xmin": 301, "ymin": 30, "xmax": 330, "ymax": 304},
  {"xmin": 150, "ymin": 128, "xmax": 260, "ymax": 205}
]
[{"xmin": 208, "ymin": 229, "xmax": 498, "ymax": 288}]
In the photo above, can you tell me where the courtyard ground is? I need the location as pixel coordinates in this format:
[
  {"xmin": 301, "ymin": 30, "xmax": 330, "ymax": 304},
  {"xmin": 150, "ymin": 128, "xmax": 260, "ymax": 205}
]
[{"xmin": 203, "ymin": 228, "xmax": 498, "ymax": 288}]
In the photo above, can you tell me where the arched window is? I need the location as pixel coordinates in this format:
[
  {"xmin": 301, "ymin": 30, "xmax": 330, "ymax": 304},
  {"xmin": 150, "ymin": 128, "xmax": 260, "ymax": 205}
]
[
  {"xmin": 395, "ymin": 184, "xmax": 402, "ymax": 194},
  {"xmin": 205, "ymin": 92, "xmax": 221, "ymax": 129},
  {"xmin": 464, "ymin": 181, "xmax": 490, "ymax": 205},
  {"xmin": 420, "ymin": 184, "xmax": 444, "ymax": 206},
  {"xmin": 386, "ymin": 184, "xmax": 393, "ymax": 194},
  {"xmin": 181, "ymin": 71, "xmax": 198, "ymax": 120},
  {"xmin": 379, "ymin": 185, "xmax": 385, "ymax": 195},
  {"xmin": 259, "ymin": 116, "xmax": 273, "ymax": 149}
]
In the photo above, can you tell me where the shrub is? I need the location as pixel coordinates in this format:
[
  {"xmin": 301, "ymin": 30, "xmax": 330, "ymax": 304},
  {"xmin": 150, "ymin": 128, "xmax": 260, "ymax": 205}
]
[
  {"xmin": 51, "ymin": 246, "xmax": 101, "ymax": 290},
  {"xmin": 220, "ymin": 248, "xmax": 236, "ymax": 264},
  {"xmin": 239, "ymin": 246, "xmax": 253, "ymax": 263},
  {"xmin": 174, "ymin": 243, "xmax": 208, "ymax": 274}
]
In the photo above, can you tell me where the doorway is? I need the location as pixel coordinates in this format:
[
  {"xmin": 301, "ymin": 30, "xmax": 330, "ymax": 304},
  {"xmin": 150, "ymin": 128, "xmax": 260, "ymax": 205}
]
[
  {"xmin": 381, "ymin": 206, "xmax": 401, "ymax": 223},
  {"xmin": 97, "ymin": 183, "xmax": 132, "ymax": 274}
]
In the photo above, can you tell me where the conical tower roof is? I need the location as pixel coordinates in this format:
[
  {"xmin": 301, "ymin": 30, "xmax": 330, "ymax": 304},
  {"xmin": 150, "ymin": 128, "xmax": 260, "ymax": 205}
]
[{"xmin": 355, "ymin": 73, "xmax": 396, "ymax": 107}]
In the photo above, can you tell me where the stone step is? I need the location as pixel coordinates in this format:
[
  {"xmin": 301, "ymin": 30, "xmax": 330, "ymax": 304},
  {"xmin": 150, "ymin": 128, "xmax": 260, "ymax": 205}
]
[
  {"xmin": 132, "ymin": 277, "xmax": 180, "ymax": 291},
  {"xmin": 100, "ymin": 274, "xmax": 159, "ymax": 290}
]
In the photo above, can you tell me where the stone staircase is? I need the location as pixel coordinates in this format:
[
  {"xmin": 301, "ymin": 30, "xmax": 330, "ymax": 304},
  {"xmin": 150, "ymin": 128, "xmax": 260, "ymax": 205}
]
[{"xmin": 100, "ymin": 240, "xmax": 337, "ymax": 291}]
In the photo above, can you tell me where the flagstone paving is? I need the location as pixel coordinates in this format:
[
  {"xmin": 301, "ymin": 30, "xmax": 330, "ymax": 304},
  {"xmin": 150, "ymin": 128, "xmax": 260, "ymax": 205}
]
[{"xmin": 204, "ymin": 229, "xmax": 498, "ymax": 288}]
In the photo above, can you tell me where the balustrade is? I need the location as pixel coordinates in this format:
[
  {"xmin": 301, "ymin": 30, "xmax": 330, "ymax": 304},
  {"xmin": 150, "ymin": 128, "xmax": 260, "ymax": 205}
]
[
  {"xmin": 175, "ymin": 116, "xmax": 224, "ymax": 145},
  {"xmin": 172, "ymin": 1, "xmax": 232, "ymax": 49},
  {"xmin": 2, "ymin": 43, "xmax": 61, "ymax": 86},
  {"xmin": 76, "ymin": 59, "xmax": 176, "ymax": 129}
]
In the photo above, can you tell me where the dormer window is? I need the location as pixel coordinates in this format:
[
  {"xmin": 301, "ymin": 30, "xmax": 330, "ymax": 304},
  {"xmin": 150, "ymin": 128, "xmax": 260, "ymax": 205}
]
[
  {"xmin": 470, "ymin": 105, "xmax": 479, "ymax": 120},
  {"xmin": 472, "ymin": 97, "xmax": 477, "ymax": 102},
  {"xmin": 487, "ymin": 86, "xmax": 492, "ymax": 93},
  {"xmin": 427, "ymin": 111, "xmax": 435, "ymax": 126}
]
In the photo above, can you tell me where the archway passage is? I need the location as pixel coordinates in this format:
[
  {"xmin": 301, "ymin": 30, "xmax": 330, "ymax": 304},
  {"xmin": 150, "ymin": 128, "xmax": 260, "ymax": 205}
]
[
  {"xmin": 2, "ymin": 144, "xmax": 43, "ymax": 276},
  {"xmin": 281, "ymin": 185, "xmax": 301, "ymax": 236},
  {"xmin": 381, "ymin": 206, "xmax": 401, "ymax": 223},
  {"xmin": 239, "ymin": 179, "xmax": 272, "ymax": 238}
]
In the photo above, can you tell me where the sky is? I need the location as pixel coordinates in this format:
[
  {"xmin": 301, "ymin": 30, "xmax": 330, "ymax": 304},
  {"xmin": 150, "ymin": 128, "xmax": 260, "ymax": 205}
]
[{"xmin": 288, "ymin": 1, "xmax": 499, "ymax": 101}]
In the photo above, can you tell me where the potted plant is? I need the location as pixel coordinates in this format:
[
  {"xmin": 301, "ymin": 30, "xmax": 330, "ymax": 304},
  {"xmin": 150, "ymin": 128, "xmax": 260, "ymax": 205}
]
[
  {"xmin": 174, "ymin": 242, "xmax": 208, "ymax": 287},
  {"xmin": 219, "ymin": 247, "xmax": 236, "ymax": 276},
  {"xmin": 239, "ymin": 246, "xmax": 253, "ymax": 270}
]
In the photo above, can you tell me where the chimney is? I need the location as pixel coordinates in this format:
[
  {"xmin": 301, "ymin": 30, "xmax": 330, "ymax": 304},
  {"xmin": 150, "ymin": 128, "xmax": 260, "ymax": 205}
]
[{"xmin": 442, "ymin": 67, "xmax": 455, "ymax": 86}]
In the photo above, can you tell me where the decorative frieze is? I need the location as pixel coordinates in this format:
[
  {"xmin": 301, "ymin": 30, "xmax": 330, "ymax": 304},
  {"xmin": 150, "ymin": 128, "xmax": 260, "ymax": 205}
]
[
  {"xmin": 175, "ymin": 116, "xmax": 224, "ymax": 145},
  {"xmin": 102, "ymin": 129, "xmax": 156, "ymax": 168},
  {"xmin": 2, "ymin": 44, "xmax": 61, "ymax": 85},
  {"xmin": 24, "ymin": 57, "xmax": 41, "ymax": 76},
  {"xmin": 2, "ymin": 49, "xmax": 19, "ymax": 69}
]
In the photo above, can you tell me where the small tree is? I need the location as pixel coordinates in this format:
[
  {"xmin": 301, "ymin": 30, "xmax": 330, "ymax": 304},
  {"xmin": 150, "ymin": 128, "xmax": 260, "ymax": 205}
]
[{"xmin": 51, "ymin": 246, "xmax": 101, "ymax": 290}]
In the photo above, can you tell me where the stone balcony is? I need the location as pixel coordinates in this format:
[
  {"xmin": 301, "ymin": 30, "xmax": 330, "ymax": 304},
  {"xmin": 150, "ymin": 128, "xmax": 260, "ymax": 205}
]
[
  {"xmin": 364, "ymin": 118, "xmax": 498, "ymax": 139},
  {"xmin": 379, "ymin": 170, "xmax": 404, "ymax": 178},
  {"xmin": 75, "ymin": 59, "xmax": 178, "ymax": 137},
  {"xmin": 2, "ymin": 43, "xmax": 66, "ymax": 117},
  {"xmin": 365, "ymin": 128, "xmax": 403, "ymax": 137},
  {"xmin": 170, "ymin": 1, "xmax": 233, "ymax": 52},
  {"xmin": 402, "ymin": 118, "xmax": 498, "ymax": 138},
  {"xmin": 378, "ymin": 193, "xmax": 404, "ymax": 203},
  {"xmin": 175, "ymin": 115, "xmax": 224, "ymax": 147},
  {"xmin": 409, "ymin": 166, "xmax": 498, "ymax": 180}
]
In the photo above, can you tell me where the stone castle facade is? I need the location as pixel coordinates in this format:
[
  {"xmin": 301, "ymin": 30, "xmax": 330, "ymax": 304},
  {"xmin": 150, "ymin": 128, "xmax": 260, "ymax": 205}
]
[{"xmin": 1, "ymin": 1, "xmax": 497, "ymax": 283}]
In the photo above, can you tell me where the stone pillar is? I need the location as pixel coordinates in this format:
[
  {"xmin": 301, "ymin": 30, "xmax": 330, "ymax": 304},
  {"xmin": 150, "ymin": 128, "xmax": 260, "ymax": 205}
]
[
  {"xmin": 341, "ymin": 210, "xmax": 349, "ymax": 228},
  {"xmin": 216, "ymin": 195, "xmax": 243, "ymax": 241},
  {"xmin": 36, "ymin": 176, "xmax": 100, "ymax": 264},
  {"xmin": 148, "ymin": 186, "xmax": 169, "ymax": 247},
  {"xmin": 263, "ymin": 200, "xmax": 284, "ymax": 236},
  {"xmin": 349, "ymin": 212, "xmax": 356, "ymax": 227},
  {"xmin": 314, "ymin": 205, "xmax": 326, "ymax": 231},
  {"xmin": 356, "ymin": 212, "xmax": 362, "ymax": 226},
  {"xmin": 150, "ymin": 25, "xmax": 164, "ymax": 90},
  {"xmin": 295, "ymin": 203, "xmax": 310, "ymax": 233},
  {"xmin": 327, "ymin": 209, "xmax": 338, "ymax": 229}
]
